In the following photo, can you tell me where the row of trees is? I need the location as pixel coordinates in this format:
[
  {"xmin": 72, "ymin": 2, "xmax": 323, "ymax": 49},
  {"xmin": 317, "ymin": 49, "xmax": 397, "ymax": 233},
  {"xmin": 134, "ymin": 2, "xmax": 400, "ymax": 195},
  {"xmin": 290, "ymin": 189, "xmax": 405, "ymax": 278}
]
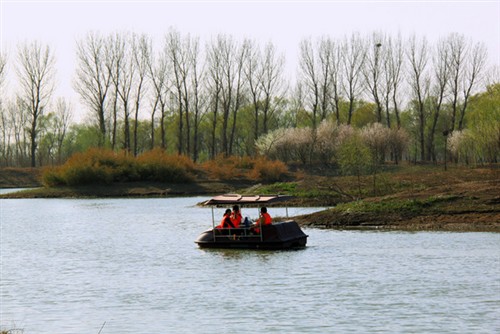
[{"xmin": 0, "ymin": 29, "xmax": 498, "ymax": 168}]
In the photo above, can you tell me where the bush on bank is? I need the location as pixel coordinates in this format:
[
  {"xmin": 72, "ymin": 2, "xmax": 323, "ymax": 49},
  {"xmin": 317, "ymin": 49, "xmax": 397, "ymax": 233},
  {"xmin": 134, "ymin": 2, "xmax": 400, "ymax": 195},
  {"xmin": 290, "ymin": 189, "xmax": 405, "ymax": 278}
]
[
  {"xmin": 42, "ymin": 148, "xmax": 288, "ymax": 187},
  {"xmin": 42, "ymin": 148, "xmax": 195, "ymax": 186},
  {"xmin": 201, "ymin": 155, "xmax": 288, "ymax": 182},
  {"xmin": 136, "ymin": 148, "xmax": 195, "ymax": 183}
]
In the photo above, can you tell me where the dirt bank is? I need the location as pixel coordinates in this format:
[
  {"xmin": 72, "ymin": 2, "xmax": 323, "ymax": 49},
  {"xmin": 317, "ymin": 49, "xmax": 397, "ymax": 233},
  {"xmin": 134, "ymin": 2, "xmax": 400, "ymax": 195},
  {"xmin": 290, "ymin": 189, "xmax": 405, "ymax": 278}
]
[
  {"xmin": 1, "ymin": 165, "xmax": 499, "ymax": 232},
  {"xmin": 294, "ymin": 169, "xmax": 500, "ymax": 232}
]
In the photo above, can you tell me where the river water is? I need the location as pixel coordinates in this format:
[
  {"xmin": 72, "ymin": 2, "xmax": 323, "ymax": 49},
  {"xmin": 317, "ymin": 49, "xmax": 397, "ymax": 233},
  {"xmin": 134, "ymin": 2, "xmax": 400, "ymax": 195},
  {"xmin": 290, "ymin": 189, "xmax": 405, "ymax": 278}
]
[{"xmin": 1, "ymin": 195, "xmax": 499, "ymax": 333}]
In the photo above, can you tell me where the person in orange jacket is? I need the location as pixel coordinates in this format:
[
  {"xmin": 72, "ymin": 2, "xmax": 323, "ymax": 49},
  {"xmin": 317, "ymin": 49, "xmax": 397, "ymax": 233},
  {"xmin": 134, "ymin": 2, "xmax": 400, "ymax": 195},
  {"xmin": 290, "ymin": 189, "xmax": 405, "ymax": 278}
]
[
  {"xmin": 230, "ymin": 205, "xmax": 242, "ymax": 228},
  {"xmin": 216, "ymin": 209, "xmax": 233, "ymax": 229},
  {"xmin": 252, "ymin": 207, "xmax": 272, "ymax": 234}
]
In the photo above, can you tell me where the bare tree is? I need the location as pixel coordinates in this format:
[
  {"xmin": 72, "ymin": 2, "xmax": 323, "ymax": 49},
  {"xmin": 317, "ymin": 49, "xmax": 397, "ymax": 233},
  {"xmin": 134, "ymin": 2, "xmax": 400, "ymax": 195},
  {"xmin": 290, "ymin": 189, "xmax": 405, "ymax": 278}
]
[
  {"xmin": 131, "ymin": 33, "xmax": 150, "ymax": 156},
  {"xmin": 298, "ymin": 38, "xmax": 320, "ymax": 128},
  {"xmin": 107, "ymin": 33, "xmax": 125, "ymax": 150},
  {"xmin": 9, "ymin": 98, "xmax": 30, "ymax": 165},
  {"xmin": 329, "ymin": 40, "xmax": 343, "ymax": 125},
  {"xmin": 147, "ymin": 43, "xmax": 170, "ymax": 149},
  {"xmin": 187, "ymin": 36, "xmax": 204, "ymax": 162},
  {"xmin": 259, "ymin": 41, "xmax": 285, "ymax": 135},
  {"xmin": 206, "ymin": 36, "xmax": 223, "ymax": 158},
  {"xmin": 364, "ymin": 32, "xmax": 385, "ymax": 124},
  {"xmin": 407, "ymin": 35, "xmax": 430, "ymax": 161},
  {"xmin": 166, "ymin": 29, "xmax": 201, "ymax": 156},
  {"xmin": 0, "ymin": 52, "xmax": 6, "ymax": 90},
  {"xmin": 244, "ymin": 39, "xmax": 262, "ymax": 141},
  {"xmin": 37, "ymin": 97, "xmax": 73, "ymax": 165},
  {"xmin": 228, "ymin": 40, "xmax": 247, "ymax": 155},
  {"xmin": 484, "ymin": 64, "xmax": 500, "ymax": 88},
  {"xmin": 317, "ymin": 37, "xmax": 333, "ymax": 122},
  {"xmin": 458, "ymin": 41, "xmax": 487, "ymax": 130},
  {"xmin": 448, "ymin": 33, "xmax": 467, "ymax": 132},
  {"xmin": 382, "ymin": 34, "xmax": 405, "ymax": 129},
  {"xmin": 0, "ymin": 52, "xmax": 8, "ymax": 165},
  {"xmin": 16, "ymin": 41, "xmax": 56, "ymax": 167},
  {"xmin": 341, "ymin": 33, "xmax": 366, "ymax": 125},
  {"xmin": 166, "ymin": 29, "xmax": 185, "ymax": 155},
  {"xmin": 108, "ymin": 32, "xmax": 131, "ymax": 151},
  {"xmin": 74, "ymin": 32, "xmax": 113, "ymax": 146},
  {"xmin": 207, "ymin": 34, "xmax": 247, "ymax": 156},
  {"xmin": 447, "ymin": 34, "xmax": 487, "ymax": 132},
  {"xmin": 288, "ymin": 82, "xmax": 305, "ymax": 128},
  {"xmin": 0, "ymin": 107, "xmax": 11, "ymax": 166},
  {"xmin": 53, "ymin": 97, "xmax": 73, "ymax": 163},
  {"xmin": 427, "ymin": 37, "xmax": 451, "ymax": 161}
]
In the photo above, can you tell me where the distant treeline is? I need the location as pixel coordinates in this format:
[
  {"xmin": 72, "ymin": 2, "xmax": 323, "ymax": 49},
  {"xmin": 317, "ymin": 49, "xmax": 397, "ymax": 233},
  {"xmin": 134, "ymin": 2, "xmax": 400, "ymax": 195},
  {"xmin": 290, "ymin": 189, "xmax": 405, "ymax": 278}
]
[{"xmin": 0, "ymin": 30, "xmax": 498, "ymax": 168}]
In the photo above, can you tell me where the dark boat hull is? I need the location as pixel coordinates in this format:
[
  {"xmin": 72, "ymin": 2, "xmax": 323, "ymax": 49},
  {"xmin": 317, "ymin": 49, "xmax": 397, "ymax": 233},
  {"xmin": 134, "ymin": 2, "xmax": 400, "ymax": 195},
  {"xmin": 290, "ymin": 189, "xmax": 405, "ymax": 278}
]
[{"xmin": 195, "ymin": 220, "xmax": 308, "ymax": 250}]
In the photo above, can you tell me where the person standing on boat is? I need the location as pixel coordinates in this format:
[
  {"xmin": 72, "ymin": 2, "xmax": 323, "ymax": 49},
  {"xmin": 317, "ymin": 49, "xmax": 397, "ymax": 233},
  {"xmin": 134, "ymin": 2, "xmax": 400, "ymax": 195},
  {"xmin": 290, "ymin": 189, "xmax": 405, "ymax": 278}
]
[
  {"xmin": 216, "ymin": 209, "xmax": 233, "ymax": 229},
  {"xmin": 230, "ymin": 205, "xmax": 242, "ymax": 228},
  {"xmin": 252, "ymin": 207, "xmax": 272, "ymax": 234}
]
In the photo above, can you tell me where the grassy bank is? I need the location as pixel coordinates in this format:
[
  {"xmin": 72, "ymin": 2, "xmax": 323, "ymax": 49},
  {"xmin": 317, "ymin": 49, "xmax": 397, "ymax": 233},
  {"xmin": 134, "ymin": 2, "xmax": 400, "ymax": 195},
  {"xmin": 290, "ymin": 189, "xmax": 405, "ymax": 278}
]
[
  {"xmin": 290, "ymin": 165, "xmax": 500, "ymax": 232},
  {"xmin": 1, "ymin": 163, "xmax": 499, "ymax": 232}
]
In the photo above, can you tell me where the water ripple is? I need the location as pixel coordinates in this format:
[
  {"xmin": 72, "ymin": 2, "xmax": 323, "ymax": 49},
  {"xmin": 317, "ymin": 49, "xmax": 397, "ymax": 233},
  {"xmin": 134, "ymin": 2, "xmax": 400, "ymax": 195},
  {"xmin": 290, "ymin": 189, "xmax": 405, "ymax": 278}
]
[{"xmin": 1, "ymin": 198, "xmax": 499, "ymax": 333}]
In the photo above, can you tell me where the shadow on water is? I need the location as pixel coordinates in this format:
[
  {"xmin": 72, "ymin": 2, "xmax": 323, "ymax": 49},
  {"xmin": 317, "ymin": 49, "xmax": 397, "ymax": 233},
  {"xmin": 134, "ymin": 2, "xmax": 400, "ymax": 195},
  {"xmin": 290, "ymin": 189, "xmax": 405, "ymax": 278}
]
[{"xmin": 198, "ymin": 246, "xmax": 307, "ymax": 260}]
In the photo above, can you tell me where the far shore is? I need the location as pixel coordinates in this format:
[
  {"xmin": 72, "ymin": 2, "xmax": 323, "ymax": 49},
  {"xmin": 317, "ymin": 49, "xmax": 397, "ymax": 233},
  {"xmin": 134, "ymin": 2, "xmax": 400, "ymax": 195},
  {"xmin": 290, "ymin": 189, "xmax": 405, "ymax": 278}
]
[{"xmin": 1, "ymin": 165, "xmax": 499, "ymax": 232}]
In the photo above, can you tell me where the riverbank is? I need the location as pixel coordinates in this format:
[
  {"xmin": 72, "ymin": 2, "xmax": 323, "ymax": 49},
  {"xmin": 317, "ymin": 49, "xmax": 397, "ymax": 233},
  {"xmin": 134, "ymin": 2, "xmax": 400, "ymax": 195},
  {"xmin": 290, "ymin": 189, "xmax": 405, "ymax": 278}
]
[
  {"xmin": 1, "ymin": 164, "xmax": 499, "ymax": 231},
  {"xmin": 273, "ymin": 165, "xmax": 499, "ymax": 232},
  {"xmin": 0, "ymin": 167, "xmax": 42, "ymax": 188}
]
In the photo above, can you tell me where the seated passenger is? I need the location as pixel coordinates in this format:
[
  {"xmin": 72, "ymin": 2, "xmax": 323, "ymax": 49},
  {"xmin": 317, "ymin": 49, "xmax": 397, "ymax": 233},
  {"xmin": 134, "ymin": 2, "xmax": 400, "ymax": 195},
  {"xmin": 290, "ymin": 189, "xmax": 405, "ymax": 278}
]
[
  {"xmin": 215, "ymin": 209, "xmax": 234, "ymax": 229},
  {"xmin": 230, "ymin": 205, "xmax": 242, "ymax": 228},
  {"xmin": 252, "ymin": 207, "xmax": 272, "ymax": 234}
]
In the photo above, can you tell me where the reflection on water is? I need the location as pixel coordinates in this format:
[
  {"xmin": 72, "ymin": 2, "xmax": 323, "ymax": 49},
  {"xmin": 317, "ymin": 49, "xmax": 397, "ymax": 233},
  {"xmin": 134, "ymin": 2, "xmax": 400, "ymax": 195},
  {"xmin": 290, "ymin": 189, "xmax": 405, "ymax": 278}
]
[{"xmin": 1, "ymin": 197, "xmax": 499, "ymax": 333}]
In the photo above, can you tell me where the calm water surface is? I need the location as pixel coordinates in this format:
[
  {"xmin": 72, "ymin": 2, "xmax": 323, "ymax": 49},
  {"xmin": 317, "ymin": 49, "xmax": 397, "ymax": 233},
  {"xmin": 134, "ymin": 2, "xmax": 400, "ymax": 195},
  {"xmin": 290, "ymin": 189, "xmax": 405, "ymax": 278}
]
[{"xmin": 1, "ymin": 196, "xmax": 499, "ymax": 333}]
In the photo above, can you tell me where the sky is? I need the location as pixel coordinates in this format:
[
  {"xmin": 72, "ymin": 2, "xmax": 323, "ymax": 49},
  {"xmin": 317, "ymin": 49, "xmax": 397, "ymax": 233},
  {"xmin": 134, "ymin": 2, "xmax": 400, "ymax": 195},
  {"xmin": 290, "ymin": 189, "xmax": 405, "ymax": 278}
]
[{"xmin": 1, "ymin": 0, "xmax": 499, "ymax": 121}]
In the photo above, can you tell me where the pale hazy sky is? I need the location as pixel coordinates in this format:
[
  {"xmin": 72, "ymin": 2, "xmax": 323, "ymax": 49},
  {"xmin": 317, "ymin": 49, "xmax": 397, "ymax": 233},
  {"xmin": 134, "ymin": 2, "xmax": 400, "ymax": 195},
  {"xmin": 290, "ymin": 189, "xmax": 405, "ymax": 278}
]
[{"xmin": 1, "ymin": 0, "xmax": 499, "ymax": 119}]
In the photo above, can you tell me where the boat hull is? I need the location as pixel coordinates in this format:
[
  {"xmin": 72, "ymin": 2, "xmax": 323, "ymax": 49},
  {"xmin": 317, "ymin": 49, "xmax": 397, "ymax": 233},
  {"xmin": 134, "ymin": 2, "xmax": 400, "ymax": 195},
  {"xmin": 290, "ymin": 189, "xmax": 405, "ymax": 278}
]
[{"xmin": 195, "ymin": 220, "xmax": 308, "ymax": 250}]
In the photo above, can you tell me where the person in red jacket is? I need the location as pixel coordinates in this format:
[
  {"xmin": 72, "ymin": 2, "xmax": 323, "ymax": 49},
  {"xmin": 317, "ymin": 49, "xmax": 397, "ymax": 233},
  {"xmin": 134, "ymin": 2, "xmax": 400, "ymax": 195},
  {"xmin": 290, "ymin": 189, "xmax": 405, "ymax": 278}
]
[
  {"xmin": 230, "ymin": 205, "xmax": 242, "ymax": 228},
  {"xmin": 252, "ymin": 207, "xmax": 272, "ymax": 234}
]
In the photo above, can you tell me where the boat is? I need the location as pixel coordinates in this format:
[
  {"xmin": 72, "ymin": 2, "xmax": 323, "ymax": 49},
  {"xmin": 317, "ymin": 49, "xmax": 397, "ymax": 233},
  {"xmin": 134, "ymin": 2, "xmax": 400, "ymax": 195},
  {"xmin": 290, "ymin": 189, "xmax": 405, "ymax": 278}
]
[{"xmin": 195, "ymin": 194, "xmax": 308, "ymax": 250}]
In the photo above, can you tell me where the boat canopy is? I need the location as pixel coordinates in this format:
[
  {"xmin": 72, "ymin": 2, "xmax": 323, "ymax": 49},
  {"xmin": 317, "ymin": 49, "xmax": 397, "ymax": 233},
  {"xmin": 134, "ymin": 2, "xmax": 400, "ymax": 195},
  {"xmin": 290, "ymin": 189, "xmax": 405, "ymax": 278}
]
[{"xmin": 203, "ymin": 194, "xmax": 294, "ymax": 206}]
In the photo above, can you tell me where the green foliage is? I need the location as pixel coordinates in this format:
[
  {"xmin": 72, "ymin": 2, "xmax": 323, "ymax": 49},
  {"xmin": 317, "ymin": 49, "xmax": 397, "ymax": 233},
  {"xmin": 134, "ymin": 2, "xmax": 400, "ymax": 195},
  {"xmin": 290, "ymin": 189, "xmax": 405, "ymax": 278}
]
[
  {"xmin": 65, "ymin": 124, "xmax": 104, "ymax": 153},
  {"xmin": 337, "ymin": 134, "xmax": 373, "ymax": 177},
  {"xmin": 258, "ymin": 182, "xmax": 298, "ymax": 194},
  {"xmin": 337, "ymin": 134, "xmax": 373, "ymax": 196},
  {"xmin": 335, "ymin": 195, "xmax": 460, "ymax": 215},
  {"xmin": 351, "ymin": 102, "xmax": 377, "ymax": 128},
  {"xmin": 460, "ymin": 83, "xmax": 500, "ymax": 163},
  {"xmin": 448, "ymin": 83, "xmax": 500, "ymax": 165}
]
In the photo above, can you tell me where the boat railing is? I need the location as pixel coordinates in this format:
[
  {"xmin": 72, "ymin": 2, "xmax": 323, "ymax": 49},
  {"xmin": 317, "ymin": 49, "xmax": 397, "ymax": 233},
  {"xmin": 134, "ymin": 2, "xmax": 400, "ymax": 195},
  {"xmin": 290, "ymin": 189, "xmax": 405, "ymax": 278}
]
[{"xmin": 212, "ymin": 226, "xmax": 264, "ymax": 241}]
